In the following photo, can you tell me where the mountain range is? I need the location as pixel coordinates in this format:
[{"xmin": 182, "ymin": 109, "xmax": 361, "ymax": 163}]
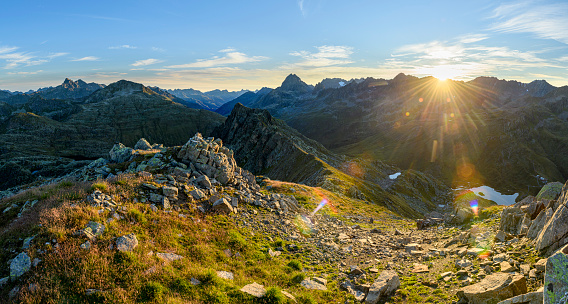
[{"xmin": 1, "ymin": 73, "xmax": 567, "ymax": 206}]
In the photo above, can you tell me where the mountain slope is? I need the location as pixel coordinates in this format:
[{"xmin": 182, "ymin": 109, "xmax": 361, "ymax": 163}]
[
  {"xmin": 215, "ymin": 87, "xmax": 272, "ymax": 116},
  {"xmin": 213, "ymin": 103, "xmax": 451, "ymax": 217}
]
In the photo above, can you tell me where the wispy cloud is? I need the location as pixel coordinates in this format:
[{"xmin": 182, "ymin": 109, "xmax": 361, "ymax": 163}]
[
  {"xmin": 6, "ymin": 70, "xmax": 43, "ymax": 75},
  {"xmin": 71, "ymin": 56, "xmax": 100, "ymax": 62},
  {"xmin": 288, "ymin": 45, "xmax": 354, "ymax": 67},
  {"xmin": 132, "ymin": 58, "xmax": 163, "ymax": 66},
  {"xmin": 109, "ymin": 45, "xmax": 137, "ymax": 50},
  {"xmin": 47, "ymin": 52, "xmax": 68, "ymax": 59},
  {"xmin": 298, "ymin": 0, "xmax": 306, "ymax": 17},
  {"xmin": 166, "ymin": 49, "xmax": 267, "ymax": 68},
  {"xmin": 151, "ymin": 47, "xmax": 166, "ymax": 52},
  {"xmin": 0, "ymin": 46, "xmax": 50, "ymax": 69},
  {"xmin": 490, "ymin": 1, "xmax": 568, "ymax": 44}
]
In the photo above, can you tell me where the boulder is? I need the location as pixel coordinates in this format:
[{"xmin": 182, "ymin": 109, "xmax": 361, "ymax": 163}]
[
  {"xmin": 134, "ymin": 138, "xmax": 152, "ymax": 150},
  {"xmin": 544, "ymin": 245, "xmax": 568, "ymax": 304},
  {"xmin": 527, "ymin": 207, "xmax": 553, "ymax": 240},
  {"xmin": 499, "ymin": 207, "xmax": 525, "ymax": 235},
  {"xmin": 162, "ymin": 186, "xmax": 178, "ymax": 198},
  {"xmin": 109, "ymin": 143, "xmax": 134, "ymax": 163},
  {"xmin": 536, "ymin": 182, "xmax": 564, "ymax": 200},
  {"xmin": 340, "ymin": 280, "xmax": 366, "ymax": 302},
  {"xmin": 116, "ymin": 233, "xmax": 138, "ymax": 252},
  {"xmin": 534, "ymin": 202, "xmax": 568, "ymax": 255},
  {"xmin": 212, "ymin": 198, "xmax": 234, "ymax": 213},
  {"xmin": 457, "ymin": 272, "xmax": 527, "ymax": 304},
  {"xmin": 365, "ymin": 270, "xmax": 400, "ymax": 304},
  {"xmin": 456, "ymin": 208, "xmax": 474, "ymax": 224},
  {"xmin": 10, "ymin": 252, "xmax": 31, "ymax": 280},
  {"xmin": 497, "ymin": 289, "xmax": 543, "ymax": 304},
  {"xmin": 216, "ymin": 271, "xmax": 234, "ymax": 280}
]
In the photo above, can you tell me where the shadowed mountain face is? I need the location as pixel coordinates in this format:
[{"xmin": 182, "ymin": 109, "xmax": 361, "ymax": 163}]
[
  {"xmin": 213, "ymin": 103, "xmax": 452, "ymax": 217},
  {"xmin": 0, "ymin": 80, "xmax": 225, "ymax": 190},
  {"xmin": 215, "ymin": 87, "xmax": 272, "ymax": 116},
  {"xmin": 0, "ymin": 79, "xmax": 106, "ymax": 104},
  {"xmin": 242, "ymin": 73, "xmax": 567, "ymax": 197}
]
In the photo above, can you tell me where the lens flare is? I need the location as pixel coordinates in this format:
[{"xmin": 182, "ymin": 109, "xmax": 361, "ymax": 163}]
[
  {"xmin": 406, "ymin": 112, "xmax": 410, "ymax": 117},
  {"xmin": 419, "ymin": 97, "xmax": 424, "ymax": 102},
  {"xmin": 311, "ymin": 199, "xmax": 328, "ymax": 217},
  {"xmin": 470, "ymin": 199, "xmax": 479, "ymax": 216}
]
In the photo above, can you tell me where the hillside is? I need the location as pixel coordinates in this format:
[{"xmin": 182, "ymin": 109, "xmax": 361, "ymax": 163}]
[{"xmin": 0, "ymin": 80, "xmax": 225, "ymax": 191}]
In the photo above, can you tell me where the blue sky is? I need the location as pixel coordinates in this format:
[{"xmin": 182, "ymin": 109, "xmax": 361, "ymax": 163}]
[{"xmin": 1, "ymin": 0, "xmax": 568, "ymax": 91}]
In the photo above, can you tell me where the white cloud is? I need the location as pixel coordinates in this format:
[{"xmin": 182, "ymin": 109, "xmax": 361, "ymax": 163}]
[
  {"xmin": 288, "ymin": 45, "xmax": 354, "ymax": 67},
  {"xmin": 166, "ymin": 49, "xmax": 267, "ymax": 68},
  {"xmin": 131, "ymin": 58, "xmax": 163, "ymax": 67},
  {"xmin": 72, "ymin": 56, "xmax": 100, "ymax": 62},
  {"xmin": 458, "ymin": 34, "xmax": 489, "ymax": 44},
  {"xmin": 490, "ymin": 1, "xmax": 568, "ymax": 44},
  {"xmin": 151, "ymin": 47, "xmax": 166, "ymax": 52},
  {"xmin": 0, "ymin": 46, "xmax": 49, "ymax": 69},
  {"xmin": 109, "ymin": 45, "xmax": 137, "ymax": 50},
  {"xmin": 6, "ymin": 70, "xmax": 43, "ymax": 75},
  {"xmin": 219, "ymin": 47, "xmax": 236, "ymax": 53},
  {"xmin": 47, "ymin": 52, "xmax": 68, "ymax": 59}
]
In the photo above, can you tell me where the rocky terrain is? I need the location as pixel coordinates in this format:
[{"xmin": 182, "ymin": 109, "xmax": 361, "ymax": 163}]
[{"xmin": 1, "ymin": 131, "xmax": 567, "ymax": 303}]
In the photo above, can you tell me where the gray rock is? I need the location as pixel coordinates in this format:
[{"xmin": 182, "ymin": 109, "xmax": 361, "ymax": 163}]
[
  {"xmin": 156, "ymin": 252, "xmax": 184, "ymax": 262},
  {"xmin": 535, "ymin": 202, "xmax": 568, "ymax": 255},
  {"xmin": 212, "ymin": 198, "xmax": 234, "ymax": 213},
  {"xmin": 499, "ymin": 207, "xmax": 525, "ymax": 235},
  {"xmin": 456, "ymin": 259, "xmax": 473, "ymax": 269},
  {"xmin": 10, "ymin": 252, "xmax": 31, "ymax": 280},
  {"xmin": 240, "ymin": 282, "xmax": 266, "ymax": 298},
  {"xmin": 22, "ymin": 235, "xmax": 35, "ymax": 250},
  {"xmin": 134, "ymin": 138, "xmax": 152, "ymax": 150},
  {"xmin": 340, "ymin": 280, "xmax": 366, "ymax": 302},
  {"xmin": 217, "ymin": 271, "xmax": 234, "ymax": 280},
  {"xmin": 527, "ymin": 207, "xmax": 553, "ymax": 240},
  {"xmin": 544, "ymin": 245, "xmax": 568, "ymax": 304},
  {"xmin": 162, "ymin": 185, "xmax": 178, "ymax": 198},
  {"xmin": 300, "ymin": 278, "xmax": 327, "ymax": 290},
  {"xmin": 149, "ymin": 193, "xmax": 164, "ymax": 203},
  {"xmin": 365, "ymin": 270, "xmax": 400, "ymax": 304},
  {"xmin": 190, "ymin": 189, "xmax": 206, "ymax": 200},
  {"xmin": 80, "ymin": 241, "xmax": 91, "ymax": 250},
  {"xmin": 116, "ymin": 233, "xmax": 138, "ymax": 252},
  {"xmin": 501, "ymin": 262, "xmax": 516, "ymax": 273},
  {"xmin": 109, "ymin": 143, "xmax": 134, "ymax": 163},
  {"xmin": 0, "ymin": 277, "xmax": 8, "ymax": 287},
  {"xmin": 457, "ymin": 272, "xmax": 527, "ymax": 304},
  {"xmin": 536, "ymin": 182, "xmax": 564, "ymax": 200},
  {"xmin": 190, "ymin": 277, "xmax": 201, "ymax": 285},
  {"xmin": 196, "ymin": 175, "xmax": 212, "ymax": 189}
]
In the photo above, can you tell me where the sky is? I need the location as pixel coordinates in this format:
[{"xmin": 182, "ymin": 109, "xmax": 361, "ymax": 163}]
[{"xmin": 1, "ymin": 0, "xmax": 568, "ymax": 92}]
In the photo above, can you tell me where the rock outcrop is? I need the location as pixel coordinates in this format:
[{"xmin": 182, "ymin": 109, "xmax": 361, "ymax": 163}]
[
  {"xmin": 544, "ymin": 245, "xmax": 568, "ymax": 303},
  {"xmin": 457, "ymin": 272, "xmax": 527, "ymax": 304}
]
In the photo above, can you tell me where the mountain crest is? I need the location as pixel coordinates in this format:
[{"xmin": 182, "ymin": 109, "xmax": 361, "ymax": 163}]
[{"xmin": 280, "ymin": 74, "xmax": 311, "ymax": 93}]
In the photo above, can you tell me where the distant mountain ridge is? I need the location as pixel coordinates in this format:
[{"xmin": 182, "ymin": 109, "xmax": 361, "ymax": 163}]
[{"xmin": 166, "ymin": 88, "xmax": 249, "ymax": 110}]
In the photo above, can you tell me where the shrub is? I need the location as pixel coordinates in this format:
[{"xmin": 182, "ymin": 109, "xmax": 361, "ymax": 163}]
[
  {"xmin": 90, "ymin": 182, "xmax": 108, "ymax": 192},
  {"xmin": 200, "ymin": 269, "xmax": 222, "ymax": 287},
  {"xmin": 139, "ymin": 281, "xmax": 165, "ymax": 302},
  {"xmin": 262, "ymin": 287, "xmax": 286, "ymax": 304},
  {"xmin": 128, "ymin": 209, "xmax": 147, "ymax": 224},
  {"xmin": 297, "ymin": 294, "xmax": 316, "ymax": 304},
  {"xmin": 57, "ymin": 181, "xmax": 74, "ymax": 188},
  {"xmin": 290, "ymin": 273, "xmax": 305, "ymax": 285},
  {"xmin": 227, "ymin": 230, "xmax": 247, "ymax": 251},
  {"xmin": 287, "ymin": 260, "xmax": 302, "ymax": 271}
]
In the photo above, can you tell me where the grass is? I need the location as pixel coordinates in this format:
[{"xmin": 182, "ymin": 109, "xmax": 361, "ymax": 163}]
[{"xmin": 1, "ymin": 175, "xmax": 345, "ymax": 303}]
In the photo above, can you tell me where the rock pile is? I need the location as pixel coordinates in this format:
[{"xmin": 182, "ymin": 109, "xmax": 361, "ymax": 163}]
[{"xmin": 496, "ymin": 181, "xmax": 568, "ymax": 255}]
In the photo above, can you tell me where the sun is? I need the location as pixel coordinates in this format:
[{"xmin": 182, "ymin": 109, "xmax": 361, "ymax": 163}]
[{"xmin": 416, "ymin": 65, "xmax": 463, "ymax": 82}]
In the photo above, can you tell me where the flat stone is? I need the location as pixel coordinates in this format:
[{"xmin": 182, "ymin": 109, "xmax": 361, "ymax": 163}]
[
  {"xmin": 411, "ymin": 263, "xmax": 429, "ymax": 273},
  {"xmin": 281, "ymin": 290, "xmax": 296, "ymax": 302},
  {"xmin": 497, "ymin": 290, "xmax": 543, "ymax": 304},
  {"xmin": 156, "ymin": 252, "xmax": 184, "ymax": 262},
  {"xmin": 217, "ymin": 271, "xmax": 234, "ymax": 280},
  {"xmin": 190, "ymin": 277, "xmax": 201, "ymax": 285},
  {"xmin": 300, "ymin": 278, "xmax": 327, "ymax": 290},
  {"xmin": 240, "ymin": 282, "xmax": 266, "ymax": 298},
  {"xmin": 80, "ymin": 241, "xmax": 91, "ymax": 250},
  {"xmin": 456, "ymin": 259, "xmax": 473, "ymax": 269},
  {"xmin": 162, "ymin": 185, "xmax": 178, "ymax": 198},
  {"xmin": 268, "ymin": 248, "xmax": 281, "ymax": 257}
]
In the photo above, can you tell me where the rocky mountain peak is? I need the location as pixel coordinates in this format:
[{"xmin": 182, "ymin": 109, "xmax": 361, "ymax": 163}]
[{"xmin": 280, "ymin": 74, "xmax": 312, "ymax": 93}]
